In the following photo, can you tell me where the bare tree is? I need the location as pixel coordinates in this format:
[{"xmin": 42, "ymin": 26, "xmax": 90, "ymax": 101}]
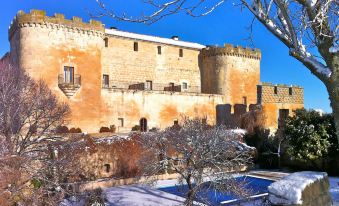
[
  {"xmin": 138, "ymin": 118, "xmax": 254, "ymax": 206},
  {"xmin": 0, "ymin": 60, "xmax": 71, "ymax": 205},
  {"xmin": 93, "ymin": 0, "xmax": 339, "ymax": 143}
]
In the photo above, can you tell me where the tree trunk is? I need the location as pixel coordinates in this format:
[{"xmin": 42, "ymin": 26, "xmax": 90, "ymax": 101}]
[
  {"xmin": 328, "ymin": 53, "xmax": 339, "ymax": 144},
  {"xmin": 185, "ymin": 176, "xmax": 194, "ymax": 206}
]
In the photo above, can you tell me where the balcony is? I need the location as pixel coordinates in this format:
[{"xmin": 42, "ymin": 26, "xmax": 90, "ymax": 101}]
[
  {"xmin": 58, "ymin": 74, "xmax": 81, "ymax": 98},
  {"xmin": 102, "ymin": 80, "xmax": 200, "ymax": 93}
]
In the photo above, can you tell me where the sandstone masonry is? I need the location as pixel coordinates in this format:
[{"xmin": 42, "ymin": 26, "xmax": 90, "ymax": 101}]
[{"xmin": 5, "ymin": 9, "xmax": 304, "ymax": 133}]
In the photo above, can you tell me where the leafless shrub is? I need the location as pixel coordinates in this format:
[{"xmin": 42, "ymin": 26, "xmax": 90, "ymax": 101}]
[
  {"xmin": 0, "ymin": 61, "xmax": 71, "ymax": 205},
  {"xmin": 138, "ymin": 117, "xmax": 254, "ymax": 206}
]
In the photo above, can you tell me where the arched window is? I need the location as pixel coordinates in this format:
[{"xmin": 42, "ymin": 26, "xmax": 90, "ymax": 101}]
[
  {"xmin": 139, "ymin": 118, "xmax": 147, "ymax": 132},
  {"xmin": 104, "ymin": 164, "xmax": 110, "ymax": 173}
]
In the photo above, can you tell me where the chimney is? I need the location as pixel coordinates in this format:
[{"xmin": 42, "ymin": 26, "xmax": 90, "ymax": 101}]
[{"xmin": 171, "ymin": 36, "xmax": 179, "ymax": 41}]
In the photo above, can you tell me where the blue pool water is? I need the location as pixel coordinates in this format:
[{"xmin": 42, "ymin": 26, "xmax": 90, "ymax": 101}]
[{"xmin": 158, "ymin": 176, "xmax": 273, "ymax": 205}]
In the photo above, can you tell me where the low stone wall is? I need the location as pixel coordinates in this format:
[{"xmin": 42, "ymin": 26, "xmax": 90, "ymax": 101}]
[
  {"xmin": 268, "ymin": 171, "xmax": 332, "ymax": 206},
  {"xmin": 79, "ymin": 173, "xmax": 180, "ymax": 192}
]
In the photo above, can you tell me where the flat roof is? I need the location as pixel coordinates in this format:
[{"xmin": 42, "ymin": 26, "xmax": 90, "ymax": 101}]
[{"xmin": 105, "ymin": 29, "xmax": 206, "ymax": 50}]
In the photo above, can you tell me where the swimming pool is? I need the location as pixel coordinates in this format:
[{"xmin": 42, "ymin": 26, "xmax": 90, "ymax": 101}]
[{"xmin": 157, "ymin": 175, "xmax": 274, "ymax": 205}]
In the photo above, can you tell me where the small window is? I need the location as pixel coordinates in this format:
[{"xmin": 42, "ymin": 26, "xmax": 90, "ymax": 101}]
[
  {"xmin": 134, "ymin": 42, "xmax": 139, "ymax": 51},
  {"xmin": 104, "ymin": 37, "xmax": 108, "ymax": 47},
  {"xmin": 118, "ymin": 118, "xmax": 124, "ymax": 127},
  {"xmin": 103, "ymin": 74, "xmax": 109, "ymax": 87},
  {"xmin": 157, "ymin": 46, "xmax": 162, "ymax": 55},
  {"xmin": 174, "ymin": 119, "xmax": 178, "ymax": 125},
  {"xmin": 289, "ymin": 87, "xmax": 293, "ymax": 95},
  {"xmin": 179, "ymin": 49, "xmax": 183, "ymax": 57},
  {"xmin": 274, "ymin": 86, "xmax": 278, "ymax": 94},
  {"xmin": 242, "ymin": 96, "xmax": 247, "ymax": 105},
  {"xmin": 182, "ymin": 82, "xmax": 188, "ymax": 90},
  {"xmin": 202, "ymin": 118, "xmax": 207, "ymax": 124},
  {"xmin": 145, "ymin": 80, "xmax": 153, "ymax": 90},
  {"xmin": 104, "ymin": 164, "xmax": 110, "ymax": 173}
]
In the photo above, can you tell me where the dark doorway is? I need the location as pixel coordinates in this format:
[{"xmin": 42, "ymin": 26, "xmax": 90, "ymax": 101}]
[
  {"xmin": 278, "ymin": 109, "xmax": 289, "ymax": 129},
  {"xmin": 140, "ymin": 118, "xmax": 147, "ymax": 132}
]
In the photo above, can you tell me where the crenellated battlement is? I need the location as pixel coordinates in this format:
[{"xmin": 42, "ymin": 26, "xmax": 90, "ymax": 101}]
[
  {"xmin": 257, "ymin": 82, "xmax": 304, "ymax": 104},
  {"xmin": 201, "ymin": 44, "xmax": 261, "ymax": 59},
  {"xmin": 9, "ymin": 9, "xmax": 105, "ymax": 40}
]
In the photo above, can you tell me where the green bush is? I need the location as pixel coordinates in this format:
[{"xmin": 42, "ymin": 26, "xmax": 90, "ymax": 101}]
[
  {"xmin": 69, "ymin": 127, "xmax": 82, "ymax": 133},
  {"xmin": 284, "ymin": 109, "xmax": 338, "ymax": 173},
  {"xmin": 131, "ymin": 125, "xmax": 140, "ymax": 131},
  {"xmin": 55, "ymin": 125, "xmax": 69, "ymax": 134},
  {"xmin": 99, "ymin": 127, "xmax": 111, "ymax": 133}
]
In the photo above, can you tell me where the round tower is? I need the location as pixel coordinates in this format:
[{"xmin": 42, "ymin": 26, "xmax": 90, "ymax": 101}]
[{"xmin": 199, "ymin": 44, "xmax": 261, "ymax": 106}]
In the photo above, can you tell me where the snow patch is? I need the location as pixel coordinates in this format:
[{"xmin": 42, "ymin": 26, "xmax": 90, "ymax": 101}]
[
  {"xmin": 306, "ymin": 0, "xmax": 317, "ymax": 7},
  {"xmin": 105, "ymin": 29, "xmax": 206, "ymax": 50},
  {"xmin": 268, "ymin": 171, "xmax": 327, "ymax": 205},
  {"xmin": 329, "ymin": 46, "xmax": 339, "ymax": 53}
]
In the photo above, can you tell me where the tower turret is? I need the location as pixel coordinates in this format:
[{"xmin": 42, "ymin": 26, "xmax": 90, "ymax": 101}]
[{"xmin": 199, "ymin": 44, "xmax": 261, "ymax": 106}]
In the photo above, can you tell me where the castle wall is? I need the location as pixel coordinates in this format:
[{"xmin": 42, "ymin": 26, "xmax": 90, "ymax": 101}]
[
  {"xmin": 200, "ymin": 45, "xmax": 261, "ymax": 106},
  {"xmin": 9, "ymin": 10, "xmax": 106, "ymax": 132},
  {"xmin": 102, "ymin": 35, "xmax": 201, "ymax": 92},
  {"xmin": 258, "ymin": 83, "xmax": 304, "ymax": 130},
  {"xmin": 8, "ymin": 10, "xmax": 222, "ymax": 133},
  {"xmin": 100, "ymin": 90, "xmax": 224, "ymax": 132},
  {"xmin": 8, "ymin": 10, "xmax": 304, "ymax": 133}
]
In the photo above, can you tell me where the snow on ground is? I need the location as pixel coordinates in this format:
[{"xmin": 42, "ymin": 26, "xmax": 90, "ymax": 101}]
[
  {"xmin": 104, "ymin": 184, "xmax": 186, "ymax": 206},
  {"xmin": 330, "ymin": 177, "xmax": 339, "ymax": 205},
  {"xmin": 61, "ymin": 174, "xmax": 339, "ymax": 206},
  {"xmin": 268, "ymin": 171, "xmax": 327, "ymax": 205}
]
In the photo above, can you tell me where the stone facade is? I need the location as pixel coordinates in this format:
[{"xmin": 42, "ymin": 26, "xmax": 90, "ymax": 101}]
[
  {"xmin": 6, "ymin": 9, "xmax": 304, "ymax": 133},
  {"xmin": 258, "ymin": 83, "xmax": 304, "ymax": 130}
]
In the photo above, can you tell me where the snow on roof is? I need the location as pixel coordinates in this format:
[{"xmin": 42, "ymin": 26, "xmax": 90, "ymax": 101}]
[
  {"xmin": 105, "ymin": 29, "xmax": 206, "ymax": 50},
  {"xmin": 268, "ymin": 171, "xmax": 328, "ymax": 205}
]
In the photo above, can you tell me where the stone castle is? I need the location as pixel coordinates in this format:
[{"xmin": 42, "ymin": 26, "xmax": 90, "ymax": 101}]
[{"xmin": 4, "ymin": 10, "xmax": 304, "ymax": 133}]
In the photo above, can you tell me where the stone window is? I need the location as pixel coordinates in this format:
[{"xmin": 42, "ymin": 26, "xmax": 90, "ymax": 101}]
[
  {"xmin": 174, "ymin": 119, "xmax": 178, "ymax": 125},
  {"xmin": 134, "ymin": 42, "xmax": 139, "ymax": 51},
  {"xmin": 103, "ymin": 74, "xmax": 109, "ymax": 88},
  {"xmin": 104, "ymin": 164, "xmax": 111, "ymax": 173},
  {"xmin": 179, "ymin": 49, "xmax": 183, "ymax": 57},
  {"xmin": 145, "ymin": 80, "xmax": 153, "ymax": 90},
  {"xmin": 157, "ymin": 46, "xmax": 162, "ymax": 55},
  {"xmin": 64, "ymin": 66, "xmax": 74, "ymax": 84},
  {"xmin": 242, "ymin": 96, "xmax": 247, "ymax": 105},
  {"xmin": 274, "ymin": 86, "xmax": 278, "ymax": 94},
  {"xmin": 104, "ymin": 37, "xmax": 108, "ymax": 47},
  {"xmin": 289, "ymin": 87, "xmax": 293, "ymax": 95},
  {"xmin": 182, "ymin": 82, "xmax": 188, "ymax": 90},
  {"xmin": 118, "ymin": 118, "xmax": 124, "ymax": 127}
]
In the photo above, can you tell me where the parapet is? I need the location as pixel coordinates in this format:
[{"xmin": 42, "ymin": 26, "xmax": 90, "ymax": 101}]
[
  {"xmin": 9, "ymin": 9, "xmax": 105, "ymax": 40},
  {"xmin": 260, "ymin": 82, "xmax": 303, "ymax": 89},
  {"xmin": 201, "ymin": 44, "xmax": 261, "ymax": 60},
  {"xmin": 257, "ymin": 82, "xmax": 304, "ymax": 104}
]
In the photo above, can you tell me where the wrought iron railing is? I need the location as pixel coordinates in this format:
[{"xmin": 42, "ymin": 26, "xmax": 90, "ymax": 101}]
[
  {"xmin": 102, "ymin": 80, "xmax": 201, "ymax": 93},
  {"xmin": 58, "ymin": 74, "xmax": 81, "ymax": 86}
]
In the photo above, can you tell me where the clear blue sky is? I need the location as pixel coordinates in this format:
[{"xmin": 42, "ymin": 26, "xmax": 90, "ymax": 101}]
[{"xmin": 1, "ymin": 0, "xmax": 331, "ymax": 112}]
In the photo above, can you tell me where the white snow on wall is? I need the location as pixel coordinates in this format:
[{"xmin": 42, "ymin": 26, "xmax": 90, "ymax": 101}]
[
  {"xmin": 268, "ymin": 171, "xmax": 328, "ymax": 205},
  {"xmin": 105, "ymin": 29, "xmax": 206, "ymax": 50}
]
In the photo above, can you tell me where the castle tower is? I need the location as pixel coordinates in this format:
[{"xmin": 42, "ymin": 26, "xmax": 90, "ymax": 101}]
[
  {"xmin": 8, "ymin": 10, "xmax": 106, "ymax": 132},
  {"xmin": 199, "ymin": 44, "xmax": 261, "ymax": 106}
]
